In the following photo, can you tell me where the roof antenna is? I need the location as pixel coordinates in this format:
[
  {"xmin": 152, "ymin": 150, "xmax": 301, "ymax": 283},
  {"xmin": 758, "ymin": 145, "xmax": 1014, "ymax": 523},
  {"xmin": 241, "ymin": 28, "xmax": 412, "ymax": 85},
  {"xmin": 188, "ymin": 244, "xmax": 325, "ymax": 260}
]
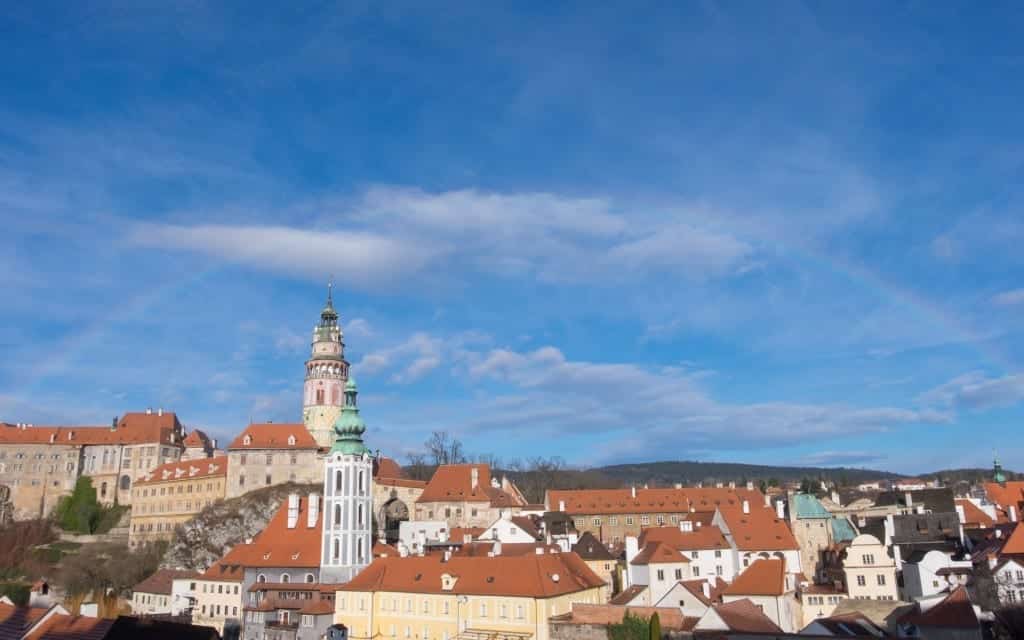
[{"xmin": 327, "ymin": 276, "xmax": 334, "ymax": 306}]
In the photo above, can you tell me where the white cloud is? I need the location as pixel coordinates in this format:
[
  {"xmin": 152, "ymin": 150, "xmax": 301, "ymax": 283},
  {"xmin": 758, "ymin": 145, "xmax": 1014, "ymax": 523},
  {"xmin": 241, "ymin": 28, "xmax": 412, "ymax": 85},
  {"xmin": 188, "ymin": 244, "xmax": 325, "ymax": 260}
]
[
  {"xmin": 993, "ymin": 288, "xmax": 1024, "ymax": 307},
  {"xmin": 345, "ymin": 317, "xmax": 373, "ymax": 338},
  {"xmin": 922, "ymin": 371, "xmax": 1024, "ymax": 411},
  {"xmin": 355, "ymin": 332, "xmax": 443, "ymax": 383}
]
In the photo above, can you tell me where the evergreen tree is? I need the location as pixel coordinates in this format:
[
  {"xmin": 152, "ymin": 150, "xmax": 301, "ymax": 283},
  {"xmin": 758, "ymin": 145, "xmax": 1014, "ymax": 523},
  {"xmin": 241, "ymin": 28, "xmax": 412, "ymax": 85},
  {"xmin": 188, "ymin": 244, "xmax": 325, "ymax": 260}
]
[
  {"xmin": 608, "ymin": 612, "xmax": 650, "ymax": 640},
  {"xmin": 649, "ymin": 611, "xmax": 661, "ymax": 640},
  {"xmin": 54, "ymin": 477, "xmax": 102, "ymax": 534}
]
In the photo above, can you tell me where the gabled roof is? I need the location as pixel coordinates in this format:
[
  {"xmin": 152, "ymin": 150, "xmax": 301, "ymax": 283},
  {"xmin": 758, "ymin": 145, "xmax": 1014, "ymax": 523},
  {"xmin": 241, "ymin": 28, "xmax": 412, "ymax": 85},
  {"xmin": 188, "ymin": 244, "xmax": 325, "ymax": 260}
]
[
  {"xmin": 417, "ymin": 464, "xmax": 524, "ymax": 507},
  {"xmin": 547, "ymin": 487, "xmax": 764, "ymax": 516},
  {"xmin": 373, "ymin": 542, "xmax": 399, "ymax": 557},
  {"xmin": 902, "ymin": 586, "xmax": 978, "ymax": 629},
  {"xmin": 723, "ymin": 558, "xmax": 786, "ymax": 596},
  {"xmin": 807, "ymin": 612, "xmax": 889, "ymax": 637},
  {"xmin": 135, "ymin": 456, "xmax": 227, "ymax": 485},
  {"xmin": 23, "ymin": 612, "xmax": 113, "ymax": 640},
  {"xmin": 132, "ymin": 569, "xmax": 200, "ymax": 595},
  {"xmin": 373, "ymin": 457, "xmax": 405, "ymax": 480},
  {"xmin": 1000, "ymin": 522, "xmax": 1024, "ymax": 555},
  {"xmin": 638, "ymin": 525, "xmax": 730, "ymax": 550},
  {"xmin": 0, "ymin": 602, "xmax": 49, "ymax": 640},
  {"xmin": 220, "ymin": 494, "xmax": 323, "ymax": 568},
  {"xmin": 339, "ymin": 550, "xmax": 605, "ymax": 598},
  {"xmin": 874, "ymin": 488, "xmax": 955, "ymax": 513},
  {"xmin": 792, "ymin": 493, "xmax": 832, "ymax": 519},
  {"xmin": 609, "ymin": 584, "xmax": 648, "ymax": 606},
  {"xmin": 985, "ymin": 481, "xmax": 1024, "ymax": 510},
  {"xmin": 679, "ymin": 577, "xmax": 728, "ymax": 605},
  {"xmin": 706, "ymin": 599, "xmax": 783, "ymax": 634},
  {"xmin": 182, "ymin": 429, "xmax": 212, "ymax": 448},
  {"xmin": 956, "ymin": 499, "xmax": 996, "ymax": 529},
  {"xmin": 831, "ymin": 516, "xmax": 858, "ymax": 542},
  {"xmin": 551, "ymin": 604, "xmax": 697, "ymax": 631},
  {"xmin": 630, "ymin": 541, "xmax": 688, "ymax": 566},
  {"xmin": 718, "ymin": 503, "xmax": 799, "ymax": 551},
  {"xmin": 0, "ymin": 412, "xmax": 181, "ymax": 446},
  {"xmin": 228, "ymin": 423, "xmax": 318, "ymax": 450},
  {"xmin": 510, "ymin": 515, "xmax": 542, "ymax": 540},
  {"xmin": 573, "ymin": 532, "xmax": 617, "ymax": 561}
]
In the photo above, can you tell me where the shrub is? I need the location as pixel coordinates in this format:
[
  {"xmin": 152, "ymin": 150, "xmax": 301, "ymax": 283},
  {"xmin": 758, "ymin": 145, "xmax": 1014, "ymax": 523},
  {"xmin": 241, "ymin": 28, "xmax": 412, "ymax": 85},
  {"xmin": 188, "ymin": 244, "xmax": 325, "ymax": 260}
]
[{"xmin": 0, "ymin": 582, "xmax": 30, "ymax": 606}]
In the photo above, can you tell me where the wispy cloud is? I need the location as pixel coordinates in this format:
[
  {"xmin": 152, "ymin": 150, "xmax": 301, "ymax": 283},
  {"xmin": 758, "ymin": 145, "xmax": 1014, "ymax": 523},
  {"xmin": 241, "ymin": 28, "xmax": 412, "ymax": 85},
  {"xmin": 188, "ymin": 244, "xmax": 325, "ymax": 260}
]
[
  {"xmin": 922, "ymin": 371, "xmax": 1024, "ymax": 411},
  {"xmin": 993, "ymin": 288, "xmax": 1024, "ymax": 307}
]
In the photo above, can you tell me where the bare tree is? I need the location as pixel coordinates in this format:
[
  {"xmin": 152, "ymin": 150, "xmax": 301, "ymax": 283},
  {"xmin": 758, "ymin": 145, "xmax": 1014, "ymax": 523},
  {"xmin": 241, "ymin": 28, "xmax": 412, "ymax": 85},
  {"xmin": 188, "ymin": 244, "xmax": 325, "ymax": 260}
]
[
  {"xmin": 425, "ymin": 431, "xmax": 466, "ymax": 466},
  {"xmin": 405, "ymin": 452, "xmax": 434, "ymax": 481}
]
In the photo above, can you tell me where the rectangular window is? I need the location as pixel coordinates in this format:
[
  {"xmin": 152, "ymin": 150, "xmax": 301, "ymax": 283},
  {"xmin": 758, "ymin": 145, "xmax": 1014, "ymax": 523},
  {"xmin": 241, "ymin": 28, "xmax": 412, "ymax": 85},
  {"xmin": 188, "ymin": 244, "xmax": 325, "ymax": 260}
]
[
  {"xmin": 240, "ymin": 454, "xmax": 247, "ymax": 465},
  {"xmin": 714, "ymin": 549, "xmax": 722, "ymax": 558},
  {"xmin": 609, "ymin": 517, "xmax": 618, "ymax": 525},
  {"xmin": 656, "ymin": 570, "xmax": 664, "ymax": 580},
  {"xmin": 592, "ymin": 517, "xmax": 601, "ymax": 526},
  {"xmin": 877, "ymin": 574, "xmax": 886, "ymax": 586},
  {"xmin": 626, "ymin": 517, "xmax": 634, "ymax": 525},
  {"xmin": 265, "ymin": 474, "xmax": 272, "ymax": 485},
  {"xmin": 574, "ymin": 518, "xmax": 585, "ymax": 528},
  {"xmin": 691, "ymin": 551, "xmax": 699, "ymax": 559},
  {"xmin": 266, "ymin": 454, "xmax": 273, "ymax": 465},
  {"xmin": 857, "ymin": 575, "xmax": 866, "ymax": 587},
  {"xmin": 692, "ymin": 566, "xmax": 700, "ymax": 577},
  {"xmin": 674, "ymin": 569, "xmax": 682, "ymax": 580},
  {"xmin": 239, "ymin": 475, "xmax": 245, "ymax": 486},
  {"xmin": 656, "ymin": 515, "xmax": 664, "ymax": 525},
  {"xmin": 302, "ymin": 615, "xmax": 314, "ymax": 627},
  {"xmin": 480, "ymin": 602, "xmax": 487, "ymax": 617},
  {"xmin": 716, "ymin": 565, "xmax": 723, "ymax": 576},
  {"xmin": 640, "ymin": 516, "xmax": 650, "ymax": 525}
]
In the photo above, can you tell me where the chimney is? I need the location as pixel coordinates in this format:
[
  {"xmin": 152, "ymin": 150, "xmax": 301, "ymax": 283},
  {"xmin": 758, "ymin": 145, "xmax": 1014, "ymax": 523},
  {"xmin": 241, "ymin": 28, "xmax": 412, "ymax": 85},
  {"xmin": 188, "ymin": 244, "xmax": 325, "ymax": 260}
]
[
  {"xmin": 904, "ymin": 491, "xmax": 913, "ymax": 510},
  {"xmin": 625, "ymin": 536, "xmax": 640, "ymax": 565},
  {"xmin": 728, "ymin": 481, "xmax": 735, "ymax": 489},
  {"xmin": 764, "ymin": 493, "xmax": 771, "ymax": 507},
  {"xmin": 158, "ymin": 407, "xmax": 163, "ymax": 417},
  {"xmin": 715, "ymin": 482, "xmax": 723, "ymax": 488},
  {"xmin": 742, "ymin": 500, "xmax": 750, "ymax": 515},
  {"xmin": 558, "ymin": 500, "xmax": 566, "ymax": 512},
  {"xmin": 287, "ymin": 494, "xmax": 300, "ymax": 529},
  {"xmin": 110, "ymin": 417, "xmax": 117, "ymax": 432},
  {"xmin": 696, "ymin": 521, "xmax": 702, "ymax": 528},
  {"xmin": 307, "ymin": 493, "xmax": 319, "ymax": 528},
  {"xmin": 471, "ymin": 467, "xmax": 479, "ymax": 490},
  {"xmin": 831, "ymin": 491, "xmax": 841, "ymax": 506},
  {"xmin": 775, "ymin": 500, "xmax": 785, "ymax": 520},
  {"xmin": 146, "ymin": 407, "xmax": 152, "ymax": 415},
  {"xmin": 631, "ymin": 486, "xmax": 637, "ymax": 499},
  {"xmin": 701, "ymin": 582, "xmax": 711, "ymax": 599},
  {"xmin": 746, "ymin": 481, "xmax": 754, "ymax": 491},
  {"xmin": 1010, "ymin": 506, "xmax": 1018, "ymax": 523},
  {"xmin": 494, "ymin": 541, "xmax": 502, "ymax": 556},
  {"xmin": 674, "ymin": 483, "xmax": 682, "ymax": 490},
  {"xmin": 442, "ymin": 550, "xmax": 451, "ymax": 562},
  {"xmin": 534, "ymin": 547, "xmax": 544, "ymax": 555},
  {"xmin": 988, "ymin": 552, "xmax": 999, "ymax": 570}
]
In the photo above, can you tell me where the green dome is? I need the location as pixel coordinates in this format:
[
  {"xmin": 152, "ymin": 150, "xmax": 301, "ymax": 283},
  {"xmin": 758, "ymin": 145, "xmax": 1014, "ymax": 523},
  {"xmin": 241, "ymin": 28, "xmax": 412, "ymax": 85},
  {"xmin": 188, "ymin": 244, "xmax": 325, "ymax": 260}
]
[{"xmin": 331, "ymin": 377, "xmax": 369, "ymax": 455}]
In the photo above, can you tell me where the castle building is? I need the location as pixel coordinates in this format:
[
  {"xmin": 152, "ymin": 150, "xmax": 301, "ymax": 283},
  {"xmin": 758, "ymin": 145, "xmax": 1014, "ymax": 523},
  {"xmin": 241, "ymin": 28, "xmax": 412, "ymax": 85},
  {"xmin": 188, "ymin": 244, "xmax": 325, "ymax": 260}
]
[
  {"xmin": 320, "ymin": 379, "xmax": 374, "ymax": 584},
  {"xmin": 302, "ymin": 284, "xmax": 350, "ymax": 449}
]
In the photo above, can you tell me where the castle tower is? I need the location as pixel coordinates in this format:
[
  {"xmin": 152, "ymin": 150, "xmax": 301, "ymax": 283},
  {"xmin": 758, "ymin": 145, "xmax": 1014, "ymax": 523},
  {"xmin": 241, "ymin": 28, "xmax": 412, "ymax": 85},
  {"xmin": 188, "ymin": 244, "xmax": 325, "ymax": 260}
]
[
  {"xmin": 303, "ymin": 283, "xmax": 350, "ymax": 448},
  {"xmin": 320, "ymin": 379, "xmax": 374, "ymax": 583}
]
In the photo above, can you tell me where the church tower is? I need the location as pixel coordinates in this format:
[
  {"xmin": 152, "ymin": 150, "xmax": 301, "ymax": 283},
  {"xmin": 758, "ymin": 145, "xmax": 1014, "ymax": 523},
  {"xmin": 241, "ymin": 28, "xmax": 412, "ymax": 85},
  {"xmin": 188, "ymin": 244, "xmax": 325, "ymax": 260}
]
[
  {"xmin": 320, "ymin": 379, "xmax": 374, "ymax": 583},
  {"xmin": 303, "ymin": 283, "xmax": 350, "ymax": 449}
]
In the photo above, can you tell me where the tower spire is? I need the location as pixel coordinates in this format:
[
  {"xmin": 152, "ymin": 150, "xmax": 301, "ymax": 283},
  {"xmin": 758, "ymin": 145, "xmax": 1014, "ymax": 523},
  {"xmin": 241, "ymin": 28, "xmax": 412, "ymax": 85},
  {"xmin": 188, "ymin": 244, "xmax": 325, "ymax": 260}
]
[{"xmin": 327, "ymin": 276, "xmax": 334, "ymax": 307}]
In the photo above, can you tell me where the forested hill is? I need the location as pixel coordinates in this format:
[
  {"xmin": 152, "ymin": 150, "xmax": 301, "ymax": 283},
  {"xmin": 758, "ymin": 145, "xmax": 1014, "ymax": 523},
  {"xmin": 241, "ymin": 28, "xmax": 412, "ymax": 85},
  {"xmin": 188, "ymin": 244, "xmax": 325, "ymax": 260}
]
[{"xmin": 591, "ymin": 460, "xmax": 902, "ymax": 487}]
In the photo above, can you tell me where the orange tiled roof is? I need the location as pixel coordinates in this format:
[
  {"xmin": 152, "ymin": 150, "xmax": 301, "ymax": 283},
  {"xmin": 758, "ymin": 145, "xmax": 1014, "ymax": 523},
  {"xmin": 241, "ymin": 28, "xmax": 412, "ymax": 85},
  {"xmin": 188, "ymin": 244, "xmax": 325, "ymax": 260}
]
[
  {"xmin": 547, "ymin": 487, "xmax": 764, "ymax": 516},
  {"xmin": 903, "ymin": 585, "xmax": 978, "ymax": 628},
  {"xmin": 23, "ymin": 612, "xmax": 113, "ymax": 640},
  {"xmin": 680, "ymin": 577, "xmax": 728, "ymax": 605},
  {"xmin": 449, "ymin": 526, "xmax": 487, "ymax": 542},
  {"xmin": 0, "ymin": 602, "xmax": 48, "ymax": 640},
  {"xmin": 630, "ymin": 541, "xmax": 689, "ymax": 566},
  {"xmin": 0, "ymin": 412, "xmax": 182, "ymax": 446},
  {"xmin": 199, "ymin": 545, "xmax": 247, "ymax": 582},
  {"xmin": 553, "ymin": 604, "xmax": 697, "ymax": 631},
  {"xmin": 711, "ymin": 598, "xmax": 783, "ymax": 634},
  {"xmin": 376, "ymin": 477, "xmax": 428, "ymax": 490},
  {"xmin": 374, "ymin": 542, "xmax": 399, "ymax": 557},
  {"xmin": 183, "ymin": 429, "xmax": 212, "ymax": 448},
  {"xmin": 339, "ymin": 550, "xmax": 604, "ymax": 598},
  {"xmin": 956, "ymin": 499, "xmax": 997, "ymax": 529},
  {"xmin": 228, "ymin": 423, "xmax": 318, "ymax": 450},
  {"xmin": 717, "ymin": 503, "xmax": 799, "ymax": 551},
  {"xmin": 639, "ymin": 525, "xmax": 730, "ymax": 550},
  {"xmin": 609, "ymin": 584, "xmax": 648, "ymax": 605},
  {"xmin": 374, "ymin": 457, "xmax": 405, "ymax": 480},
  {"xmin": 1001, "ymin": 522, "xmax": 1024, "ymax": 555},
  {"xmin": 985, "ymin": 482, "xmax": 1024, "ymax": 510},
  {"xmin": 723, "ymin": 558, "xmax": 786, "ymax": 596},
  {"xmin": 451, "ymin": 542, "xmax": 561, "ymax": 557},
  {"xmin": 223, "ymin": 494, "xmax": 323, "ymax": 568},
  {"xmin": 133, "ymin": 568, "xmax": 201, "ymax": 595},
  {"xmin": 135, "ymin": 455, "xmax": 227, "ymax": 485},
  {"xmin": 417, "ymin": 464, "xmax": 523, "ymax": 507}
]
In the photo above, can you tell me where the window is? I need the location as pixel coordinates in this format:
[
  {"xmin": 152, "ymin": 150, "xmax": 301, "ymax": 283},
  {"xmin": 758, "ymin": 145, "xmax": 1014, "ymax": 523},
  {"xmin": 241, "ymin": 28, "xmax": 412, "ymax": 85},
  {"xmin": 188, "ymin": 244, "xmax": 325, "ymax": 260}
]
[
  {"xmin": 218, "ymin": 584, "xmax": 223, "ymax": 594},
  {"xmin": 266, "ymin": 454, "xmax": 273, "ymax": 465},
  {"xmin": 265, "ymin": 474, "xmax": 271, "ymax": 485},
  {"xmin": 302, "ymin": 615, "xmax": 314, "ymax": 628},
  {"xmin": 692, "ymin": 566, "xmax": 700, "ymax": 577},
  {"xmin": 656, "ymin": 569, "xmax": 664, "ymax": 580},
  {"xmin": 876, "ymin": 574, "xmax": 886, "ymax": 586},
  {"xmin": 1017, "ymin": 570, "xmax": 1024, "ymax": 582},
  {"xmin": 862, "ymin": 554, "xmax": 875, "ymax": 565},
  {"xmin": 674, "ymin": 569, "xmax": 682, "ymax": 580},
  {"xmin": 516, "ymin": 605, "xmax": 524, "ymax": 620},
  {"xmin": 291, "ymin": 454, "xmax": 298, "ymax": 465},
  {"xmin": 714, "ymin": 549, "xmax": 722, "ymax": 558},
  {"xmin": 240, "ymin": 454, "xmax": 247, "ymax": 465},
  {"xmin": 281, "ymin": 573, "xmax": 290, "ymax": 583},
  {"xmin": 716, "ymin": 565, "xmax": 723, "ymax": 576},
  {"xmin": 574, "ymin": 518, "xmax": 585, "ymax": 529},
  {"xmin": 640, "ymin": 516, "xmax": 650, "ymax": 525},
  {"xmin": 691, "ymin": 551, "xmax": 699, "ymax": 559},
  {"xmin": 626, "ymin": 517, "xmax": 634, "ymax": 525},
  {"xmin": 257, "ymin": 574, "xmax": 267, "ymax": 583},
  {"xmin": 306, "ymin": 573, "xmax": 315, "ymax": 583},
  {"xmin": 480, "ymin": 602, "xmax": 487, "ymax": 617},
  {"xmin": 239, "ymin": 475, "xmax": 245, "ymax": 487},
  {"xmin": 856, "ymin": 575, "xmax": 866, "ymax": 587},
  {"xmin": 656, "ymin": 515, "xmax": 664, "ymax": 525}
]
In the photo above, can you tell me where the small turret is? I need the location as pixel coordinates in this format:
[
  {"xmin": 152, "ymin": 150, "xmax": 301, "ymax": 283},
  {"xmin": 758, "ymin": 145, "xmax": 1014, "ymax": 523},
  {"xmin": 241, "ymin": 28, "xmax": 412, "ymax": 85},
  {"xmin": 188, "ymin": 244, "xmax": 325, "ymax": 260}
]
[
  {"xmin": 331, "ymin": 378, "xmax": 369, "ymax": 455},
  {"xmin": 994, "ymin": 455, "xmax": 1007, "ymax": 486}
]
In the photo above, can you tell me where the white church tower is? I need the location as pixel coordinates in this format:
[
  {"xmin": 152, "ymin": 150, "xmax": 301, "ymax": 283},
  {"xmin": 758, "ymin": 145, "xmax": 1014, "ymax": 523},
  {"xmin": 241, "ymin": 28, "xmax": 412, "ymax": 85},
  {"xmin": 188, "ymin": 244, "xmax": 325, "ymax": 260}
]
[
  {"xmin": 320, "ymin": 378, "xmax": 374, "ymax": 583},
  {"xmin": 303, "ymin": 283, "xmax": 350, "ymax": 448}
]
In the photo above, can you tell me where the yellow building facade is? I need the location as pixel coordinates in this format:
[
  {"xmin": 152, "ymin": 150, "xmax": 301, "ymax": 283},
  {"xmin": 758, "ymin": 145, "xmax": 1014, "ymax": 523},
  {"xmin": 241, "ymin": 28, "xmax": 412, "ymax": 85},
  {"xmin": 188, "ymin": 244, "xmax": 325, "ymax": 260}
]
[{"xmin": 129, "ymin": 455, "xmax": 227, "ymax": 547}]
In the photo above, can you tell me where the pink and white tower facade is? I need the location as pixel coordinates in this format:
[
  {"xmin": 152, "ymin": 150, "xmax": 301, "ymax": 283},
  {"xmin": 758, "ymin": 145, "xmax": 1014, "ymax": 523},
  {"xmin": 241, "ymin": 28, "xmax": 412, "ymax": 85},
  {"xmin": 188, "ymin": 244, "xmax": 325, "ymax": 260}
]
[{"xmin": 302, "ymin": 283, "xmax": 350, "ymax": 448}]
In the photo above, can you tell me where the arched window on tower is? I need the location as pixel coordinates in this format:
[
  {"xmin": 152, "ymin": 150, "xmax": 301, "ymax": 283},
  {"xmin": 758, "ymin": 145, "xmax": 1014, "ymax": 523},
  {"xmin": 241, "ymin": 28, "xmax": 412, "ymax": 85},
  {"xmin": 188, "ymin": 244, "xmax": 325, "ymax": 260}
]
[
  {"xmin": 357, "ymin": 504, "xmax": 364, "ymax": 527},
  {"xmin": 331, "ymin": 385, "xmax": 339, "ymax": 405},
  {"xmin": 336, "ymin": 469, "xmax": 343, "ymax": 492},
  {"xmin": 358, "ymin": 470, "xmax": 365, "ymax": 494},
  {"xmin": 316, "ymin": 388, "xmax": 325, "ymax": 404},
  {"xmin": 357, "ymin": 538, "xmax": 364, "ymax": 563},
  {"xmin": 333, "ymin": 538, "xmax": 340, "ymax": 561},
  {"xmin": 334, "ymin": 504, "xmax": 341, "ymax": 526}
]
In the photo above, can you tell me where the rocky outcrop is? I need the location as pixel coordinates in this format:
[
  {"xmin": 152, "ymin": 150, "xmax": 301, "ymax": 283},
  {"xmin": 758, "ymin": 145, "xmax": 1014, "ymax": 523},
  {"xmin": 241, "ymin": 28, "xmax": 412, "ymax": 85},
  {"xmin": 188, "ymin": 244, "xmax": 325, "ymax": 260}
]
[{"xmin": 162, "ymin": 483, "xmax": 320, "ymax": 571}]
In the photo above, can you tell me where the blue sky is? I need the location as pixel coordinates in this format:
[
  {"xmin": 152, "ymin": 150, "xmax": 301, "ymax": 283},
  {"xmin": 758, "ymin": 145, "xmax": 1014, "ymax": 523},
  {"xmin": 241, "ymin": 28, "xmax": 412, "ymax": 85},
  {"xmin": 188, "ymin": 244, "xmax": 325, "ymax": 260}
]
[{"xmin": 2, "ymin": 2, "xmax": 1023, "ymax": 474}]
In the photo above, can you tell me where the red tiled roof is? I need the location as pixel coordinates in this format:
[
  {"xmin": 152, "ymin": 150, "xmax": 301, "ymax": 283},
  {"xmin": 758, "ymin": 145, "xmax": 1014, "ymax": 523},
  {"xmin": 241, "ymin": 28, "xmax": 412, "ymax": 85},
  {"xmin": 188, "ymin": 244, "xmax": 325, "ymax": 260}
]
[
  {"xmin": 23, "ymin": 613, "xmax": 113, "ymax": 640},
  {"xmin": 985, "ymin": 482, "xmax": 1024, "ymax": 510},
  {"xmin": 339, "ymin": 551, "xmax": 604, "ymax": 598},
  {"xmin": 572, "ymin": 532, "xmax": 618, "ymax": 561},
  {"xmin": 510, "ymin": 516, "xmax": 542, "ymax": 540},
  {"xmin": 374, "ymin": 542, "xmax": 399, "ymax": 557},
  {"xmin": 711, "ymin": 598, "xmax": 783, "ymax": 634},
  {"xmin": 449, "ymin": 526, "xmax": 487, "ymax": 542},
  {"xmin": 132, "ymin": 568, "xmax": 201, "ymax": 595},
  {"xmin": 228, "ymin": 424, "xmax": 317, "ymax": 450},
  {"xmin": 609, "ymin": 585, "xmax": 647, "ymax": 605},
  {"xmin": 723, "ymin": 558, "xmax": 786, "ymax": 596},
  {"xmin": 0, "ymin": 412, "xmax": 181, "ymax": 446},
  {"xmin": 418, "ymin": 465, "xmax": 523, "ymax": 507},
  {"xmin": 956, "ymin": 499, "xmax": 998, "ymax": 529},
  {"xmin": 679, "ymin": 577, "xmax": 728, "ymax": 605},
  {"xmin": 224, "ymin": 495, "xmax": 323, "ymax": 568},
  {"xmin": 199, "ymin": 550, "xmax": 246, "ymax": 582},
  {"xmin": 0, "ymin": 602, "xmax": 48, "ymax": 640},
  {"xmin": 552, "ymin": 604, "xmax": 696, "ymax": 631},
  {"xmin": 135, "ymin": 455, "xmax": 227, "ymax": 485},
  {"xmin": 639, "ymin": 525, "xmax": 730, "ymax": 550},
  {"xmin": 903, "ymin": 586, "xmax": 978, "ymax": 629},
  {"xmin": 451, "ymin": 542, "xmax": 561, "ymax": 558},
  {"xmin": 630, "ymin": 541, "xmax": 689, "ymax": 566},
  {"xmin": 717, "ymin": 503, "xmax": 799, "ymax": 551},
  {"xmin": 547, "ymin": 487, "xmax": 764, "ymax": 516},
  {"xmin": 183, "ymin": 429, "xmax": 212, "ymax": 448},
  {"xmin": 1000, "ymin": 522, "xmax": 1024, "ymax": 555},
  {"xmin": 376, "ymin": 477, "xmax": 428, "ymax": 490},
  {"xmin": 374, "ymin": 457, "xmax": 405, "ymax": 480}
]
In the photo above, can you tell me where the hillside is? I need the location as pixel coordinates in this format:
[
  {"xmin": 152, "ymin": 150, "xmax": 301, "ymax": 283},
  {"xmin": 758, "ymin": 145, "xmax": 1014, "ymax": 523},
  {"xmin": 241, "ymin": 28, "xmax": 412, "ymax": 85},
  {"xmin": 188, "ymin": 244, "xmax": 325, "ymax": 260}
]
[
  {"xmin": 589, "ymin": 460, "xmax": 902, "ymax": 487},
  {"xmin": 162, "ymin": 482, "xmax": 319, "ymax": 571}
]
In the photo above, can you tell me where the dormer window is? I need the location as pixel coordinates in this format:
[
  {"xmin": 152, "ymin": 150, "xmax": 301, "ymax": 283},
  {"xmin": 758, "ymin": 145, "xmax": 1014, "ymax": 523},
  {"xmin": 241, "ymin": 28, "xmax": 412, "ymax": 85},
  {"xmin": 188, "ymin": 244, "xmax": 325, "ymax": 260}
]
[
  {"xmin": 243, "ymin": 435, "xmax": 252, "ymax": 446},
  {"xmin": 288, "ymin": 435, "xmax": 296, "ymax": 446}
]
